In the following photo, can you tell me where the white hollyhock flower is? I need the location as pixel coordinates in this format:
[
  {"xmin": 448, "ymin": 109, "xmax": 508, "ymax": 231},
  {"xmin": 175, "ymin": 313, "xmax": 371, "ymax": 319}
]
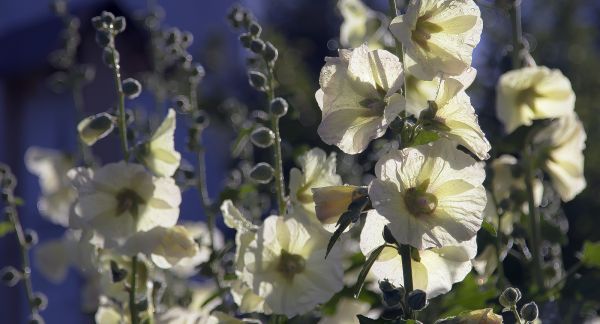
[
  {"xmin": 289, "ymin": 148, "xmax": 342, "ymax": 218},
  {"xmin": 68, "ymin": 161, "xmax": 181, "ymax": 245},
  {"xmin": 316, "ymin": 44, "xmax": 405, "ymax": 154},
  {"xmin": 422, "ymin": 78, "xmax": 491, "ymax": 160},
  {"xmin": 390, "ymin": 0, "xmax": 483, "ymax": 81},
  {"xmin": 311, "ymin": 185, "xmax": 367, "ymax": 232},
  {"xmin": 139, "ymin": 108, "xmax": 181, "ymax": 177},
  {"xmin": 156, "ymin": 307, "xmax": 206, "ymax": 324},
  {"xmin": 170, "ymin": 222, "xmax": 224, "ymax": 277},
  {"xmin": 25, "ymin": 147, "xmax": 76, "ymax": 226},
  {"xmin": 319, "ymin": 297, "xmax": 372, "ymax": 324},
  {"xmin": 119, "ymin": 226, "xmax": 199, "ymax": 268},
  {"xmin": 95, "ymin": 297, "xmax": 123, "ymax": 324},
  {"xmin": 242, "ymin": 215, "xmax": 344, "ymax": 317},
  {"xmin": 532, "ymin": 112, "xmax": 586, "ymax": 201},
  {"xmin": 369, "ymin": 139, "xmax": 486, "ymax": 250},
  {"xmin": 360, "ymin": 211, "xmax": 477, "ymax": 298},
  {"xmin": 496, "ymin": 66, "xmax": 576, "ymax": 133},
  {"xmin": 338, "ymin": 0, "xmax": 389, "ymax": 49}
]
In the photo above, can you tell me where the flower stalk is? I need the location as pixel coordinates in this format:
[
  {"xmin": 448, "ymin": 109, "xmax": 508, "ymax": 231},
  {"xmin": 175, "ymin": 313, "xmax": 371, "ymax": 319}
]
[
  {"xmin": 399, "ymin": 244, "xmax": 414, "ymax": 318},
  {"xmin": 265, "ymin": 63, "xmax": 286, "ymax": 216},
  {"xmin": 129, "ymin": 255, "xmax": 139, "ymax": 324}
]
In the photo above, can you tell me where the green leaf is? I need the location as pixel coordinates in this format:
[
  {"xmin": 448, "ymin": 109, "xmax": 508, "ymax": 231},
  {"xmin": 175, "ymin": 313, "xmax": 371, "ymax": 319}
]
[
  {"xmin": 411, "ymin": 129, "xmax": 439, "ymax": 146},
  {"xmin": 0, "ymin": 221, "xmax": 14, "ymax": 237},
  {"xmin": 581, "ymin": 241, "xmax": 600, "ymax": 268},
  {"xmin": 354, "ymin": 244, "xmax": 385, "ymax": 298},
  {"xmin": 481, "ymin": 220, "xmax": 497, "ymax": 237},
  {"xmin": 325, "ymin": 195, "xmax": 369, "ymax": 258}
]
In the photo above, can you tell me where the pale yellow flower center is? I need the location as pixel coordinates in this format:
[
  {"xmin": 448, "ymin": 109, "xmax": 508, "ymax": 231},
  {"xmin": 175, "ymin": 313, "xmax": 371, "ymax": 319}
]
[
  {"xmin": 404, "ymin": 186, "xmax": 438, "ymax": 217},
  {"xmin": 115, "ymin": 188, "xmax": 145, "ymax": 218},
  {"xmin": 411, "ymin": 14, "xmax": 443, "ymax": 51},
  {"xmin": 277, "ymin": 249, "xmax": 306, "ymax": 281}
]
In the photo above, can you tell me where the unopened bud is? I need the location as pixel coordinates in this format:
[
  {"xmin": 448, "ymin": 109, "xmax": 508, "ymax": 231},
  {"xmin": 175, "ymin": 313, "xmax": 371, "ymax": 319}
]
[
  {"xmin": 248, "ymin": 22, "xmax": 262, "ymax": 36},
  {"xmin": 24, "ymin": 229, "xmax": 38, "ymax": 247},
  {"xmin": 122, "ymin": 78, "xmax": 142, "ymax": 99},
  {"xmin": 239, "ymin": 33, "xmax": 253, "ymax": 48},
  {"xmin": 102, "ymin": 47, "xmax": 119, "ymax": 67},
  {"xmin": 248, "ymin": 71, "xmax": 267, "ymax": 91},
  {"xmin": 263, "ymin": 41, "xmax": 278, "ymax": 64},
  {"xmin": 190, "ymin": 64, "xmax": 205, "ymax": 82},
  {"xmin": 28, "ymin": 314, "xmax": 45, "ymax": 324},
  {"xmin": 193, "ymin": 111, "xmax": 210, "ymax": 129},
  {"xmin": 499, "ymin": 287, "xmax": 521, "ymax": 308},
  {"xmin": 32, "ymin": 292, "xmax": 48, "ymax": 311},
  {"xmin": 379, "ymin": 280, "xmax": 404, "ymax": 307},
  {"xmin": 270, "ymin": 97, "xmax": 288, "ymax": 117},
  {"xmin": 95, "ymin": 30, "xmax": 111, "ymax": 47},
  {"xmin": 520, "ymin": 302, "xmax": 538, "ymax": 322},
  {"xmin": 110, "ymin": 260, "xmax": 128, "ymax": 283},
  {"xmin": 407, "ymin": 289, "xmax": 428, "ymax": 311},
  {"xmin": 181, "ymin": 31, "xmax": 194, "ymax": 47},
  {"xmin": 50, "ymin": 0, "xmax": 67, "ymax": 15},
  {"xmin": 77, "ymin": 112, "xmax": 115, "ymax": 146},
  {"xmin": 101, "ymin": 11, "xmax": 115, "ymax": 26},
  {"xmin": 173, "ymin": 95, "xmax": 191, "ymax": 114},
  {"xmin": 113, "ymin": 16, "xmax": 126, "ymax": 33},
  {"xmin": 382, "ymin": 225, "xmax": 398, "ymax": 245},
  {"xmin": 250, "ymin": 127, "xmax": 275, "ymax": 148},
  {"xmin": 250, "ymin": 39, "xmax": 266, "ymax": 54},
  {"xmin": 0, "ymin": 266, "xmax": 21, "ymax": 287},
  {"xmin": 249, "ymin": 163, "xmax": 274, "ymax": 184},
  {"xmin": 91, "ymin": 16, "xmax": 103, "ymax": 30}
]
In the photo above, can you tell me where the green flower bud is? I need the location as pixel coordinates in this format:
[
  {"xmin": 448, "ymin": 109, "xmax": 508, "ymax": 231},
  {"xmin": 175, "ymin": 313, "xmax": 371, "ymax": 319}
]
[
  {"xmin": 190, "ymin": 64, "xmax": 205, "ymax": 82},
  {"xmin": 173, "ymin": 95, "xmax": 191, "ymax": 114},
  {"xmin": 165, "ymin": 28, "xmax": 180, "ymax": 46},
  {"xmin": 32, "ymin": 292, "xmax": 48, "ymax": 311},
  {"xmin": 113, "ymin": 16, "xmax": 126, "ymax": 33},
  {"xmin": 110, "ymin": 260, "xmax": 128, "ymax": 283},
  {"xmin": 181, "ymin": 31, "xmax": 193, "ymax": 47},
  {"xmin": 24, "ymin": 229, "xmax": 38, "ymax": 247},
  {"xmin": 248, "ymin": 71, "xmax": 267, "ymax": 91},
  {"xmin": 499, "ymin": 287, "xmax": 521, "ymax": 308},
  {"xmin": 102, "ymin": 47, "xmax": 119, "ymax": 67},
  {"xmin": 263, "ymin": 41, "xmax": 278, "ymax": 64},
  {"xmin": 101, "ymin": 11, "xmax": 115, "ymax": 26},
  {"xmin": 379, "ymin": 280, "xmax": 404, "ymax": 307},
  {"xmin": 95, "ymin": 30, "xmax": 111, "ymax": 47},
  {"xmin": 1, "ymin": 266, "xmax": 21, "ymax": 287},
  {"xmin": 91, "ymin": 16, "xmax": 104, "ymax": 30},
  {"xmin": 1, "ymin": 189, "xmax": 13, "ymax": 204},
  {"xmin": 270, "ymin": 97, "xmax": 288, "ymax": 117},
  {"xmin": 382, "ymin": 225, "xmax": 398, "ymax": 245},
  {"xmin": 520, "ymin": 302, "xmax": 539, "ymax": 322},
  {"xmin": 122, "ymin": 78, "xmax": 142, "ymax": 99},
  {"xmin": 249, "ymin": 22, "xmax": 262, "ymax": 36},
  {"xmin": 250, "ymin": 38, "xmax": 266, "ymax": 54},
  {"xmin": 249, "ymin": 162, "xmax": 274, "ymax": 184},
  {"xmin": 28, "ymin": 314, "xmax": 45, "ymax": 324},
  {"xmin": 239, "ymin": 33, "xmax": 253, "ymax": 48},
  {"xmin": 250, "ymin": 127, "xmax": 275, "ymax": 148},
  {"xmin": 407, "ymin": 289, "xmax": 428, "ymax": 311},
  {"xmin": 1, "ymin": 173, "xmax": 16, "ymax": 190},
  {"xmin": 77, "ymin": 112, "xmax": 115, "ymax": 146},
  {"xmin": 193, "ymin": 111, "xmax": 210, "ymax": 129}
]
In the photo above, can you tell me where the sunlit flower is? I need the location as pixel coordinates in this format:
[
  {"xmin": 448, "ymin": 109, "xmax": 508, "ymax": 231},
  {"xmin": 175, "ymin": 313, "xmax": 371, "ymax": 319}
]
[
  {"xmin": 390, "ymin": 0, "xmax": 483, "ymax": 81},
  {"xmin": 319, "ymin": 297, "xmax": 372, "ymax": 324},
  {"xmin": 169, "ymin": 222, "xmax": 224, "ymax": 278},
  {"xmin": 436, "ymin": 308, "xmax": 503, "ymax": 324},
  {"xmin": 496, "ymin": 66, "xmax": 576, "ymax": 133},
  {"xmin": 316, "ymin": 44, "xmax": 405, "ymax": 154},
  {"xmin": 338, "ymin": 0, "xmax": 389, "ymax": 49},
  {"xmin": 77, "ymin": 112, "xmax": 115, "ymax": 146},
  {"xmin": 68, "ymin": 161, "xmax": 181, "ymax": 245},
  {"xmin": 369, "ymin": 139, "xmax": 486, "ymax": 249},
  {"xmin": 289, "ymin": 148, "xmax": 342, "ymax": 218},
  {"xmin": 25, "ymin": 147, "xmax": 76, "ymax": 226},
  {"xmin": 242, "ymin": 215, "xmax": 344, "ymax": 317},
  {"xmin": 421, "ymin": 78, "xmax": 491, "ymax": 160},
  {"xmin": 94, "ymin": 297, "xmax": 123, "ymax": 324},
  {"xmin": 156, "ymin": 307, "xmax": 206, "ymax": 324},
  {"xmin": 119, "ymin": 226, "xmax": 199, "ymax": 268},
  {"xmin": 138, "ymin": 108, "xmax": 182, "ymax": 177},
  {"xmin": 360, "ymin": 211, "xmax": 477, "ymax": 298},
  {"xmin": 532, "ymin": 112, "xmax": 586, "ymax": 201},
  {"xmin": 311, "ymin": 185, "xmax": 366, "ymax": 232}
]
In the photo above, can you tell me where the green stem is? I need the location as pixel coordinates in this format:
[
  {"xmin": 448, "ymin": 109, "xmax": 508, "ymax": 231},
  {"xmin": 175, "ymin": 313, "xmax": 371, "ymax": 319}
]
[
  {"xmin": 509, "ymin": 2, "xmax": 523, "ymax": 69},
  {"xmin": 72, "ymin": 85, "xmax": 94, "ymax": 167},
  {"xmin": 399, "ymin": 244, "xmax": 414, "ymax": 319},
  {"xmin": 108, "ymin": 38, "xmax": 129, "ymax": 161},
  {"xmin": 490, "ymin": 193, "xmax": 508, "ymax": 287},
  {"xmin": 523, "ymin": 147, "xmax": 544, "ymax": 293},
  {"xmin": 510, "ymin": 305, "xmax": 523, "ymax": 323},
  {"xmin": 130, "ymin": 255, "xmax": 139, "ymax": 324},
  {"xmin": 265, "ymin": 65, "xmax": 286, "ymax": 216}
]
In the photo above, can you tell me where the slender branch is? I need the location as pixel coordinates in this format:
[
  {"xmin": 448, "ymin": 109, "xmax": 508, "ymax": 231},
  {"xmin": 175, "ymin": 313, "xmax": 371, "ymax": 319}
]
[
  {"xmin": 509, "ymin": 1, "xmax": 523, "ymax": 69},
  {"xmin": 490, "ymin": 192, "xmax": 508, "ymax": 287},
  {"xmin": 523, "ymin": 144, "xmax": 545, "ymax": 293},
  {"xmin": 72, "ymin": 85, "xmax": 94, "ymax": 167},
  {"xmin": 107, "ymin": 39, "xmax": 129, "ymax": 161},
  {"xmin": 399, "ymin": 244, "xmax": 414, "ymax": 319},
  {"xmin": 265, "ymin": 65, "xmax": 286, "ymax": 216},
  {"xmin": 129, "ymin": 255, "xmax": 139, "ymax": 324},
  {"xmin": 510, "ymin": 305, "xmax": 523, "ymax": 323}
]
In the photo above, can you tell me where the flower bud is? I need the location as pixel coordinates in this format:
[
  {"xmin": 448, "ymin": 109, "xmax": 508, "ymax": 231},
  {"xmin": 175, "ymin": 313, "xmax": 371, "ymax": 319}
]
[
  {"xmin": 379, "ymin": 280, "xmax": 404, "ymax": 307},
  {"xmin": 32, "ymin": 292, "xmax": 48, "ymax": 311},
  {"xmin": 1, "ymin": 173, "xmax": 16, "ymax": 190},
  {"xmin": 77, "ymin": 112, "xmax": 115, "ymax": 146},
  {"xmin": 181, "ymin": 31, "xmax": 194, "ymax": 47},
  {"xmin": 407, "ymin": 289, "xmax": 428, "ymax": 311},
  {"xmin": 1, "ymin": 189, "xmax": 13, "ymax": 204},
  {"xmin": 110, "ymin": 260, "xmax": 128, "ymax": 283},
  {"xmin": 499, "ymin": 287, "xmax": 521, "ymax": 308},
  {"xmin": 0, "ymin": 266, "xmax": 21, "ymax": 287},
  {"xmin": 51, "ymin": 0, "xmax": 67, "ymax": 15},
  {"xmin": 165, "ymin": 28, "xmax": 180, "ymax": 46},
  {"xmin": 95, "ymin": 30, "xmax": 111, "ymax": 47},
  {"xmin": 173, "ymin": 95, "xmax": 191, "ymax": 114},
  {"xmin": 122, "ymin": 78, "xmax": 142, "ymax": 99},
  {"xmin": 248, "ymin": 22, "xmax": 262, "ymax": 36},
  {"xmin": 190, "ymin": 64, "xmax": 205, "ymax": 82},
  {"xmin": 520, "ymin": 302, "xmax": 539, "ymax": 322},
  {"xmin": 101, "ymin": 11, "xmax": 115, "ymax": 26},
  {"xmin": 382, "ymin": 225, "xmax": 398, "ymax": 245},
  {"xmin": 193, "ymin": 111, "xmax": 210, "ymax": 129},
  {"xmin": 263, "ymin": 41, "xmax": 278, "ymax": 64},
  {"xmin": 270, "ymin": 97, "xmax": 288, "ymax": 117},
  {"xmin": 248, "ymin": 71, "xmax": 267, "ymax": 91},
  {"xmin": 250, "ymin": 127, "xmax": 275, "ymax": 148},
  {"xmin": 113, "ymin": 16, "xmax": 126, "ymax": 33},
  {"xmin": 91, "ymin": 16, "xmax": 103, "ymax": 30},
  {"xmin": 24, "ymin": 229, "xmax": 39, "ymax": 247},
  {"xmin": 102, "ymin": 47, "xmax": 119, "ymax": 67},
  {"xmin": 250, "ymin": 38, "xmax": 265, "ymax": 54},
  {"xmin": 249, "ymin": 163, "xmax": 274, "ymax": 184},
  {"xmin": 28, "ymin": 314, "xmax": 45, "ymax": 324}
]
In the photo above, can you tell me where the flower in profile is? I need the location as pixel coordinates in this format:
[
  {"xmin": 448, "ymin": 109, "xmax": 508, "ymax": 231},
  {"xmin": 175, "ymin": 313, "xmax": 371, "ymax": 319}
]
[
  {"xmin": 389, "ymin": 0, "xmax": 483, "ymax": 81},
  {"xmin": 420, "ymin": 78, "xmax": 491, "ymax": 160},
  {"xmin": 496, "ymin": 66, "xmax": 576, "ymax": 133},
  {"xmin": 532, "ymin": 112, "xmax": 586, "ymax": 201},
  {"xmin": 77, "ymin": 112, "xmax": 115, "ymax": 146},
  {"xmin": 169, "ymin": 222, "xmax": 224, "ymax": 277},
  {"xmin": 316, "ymin": 44, "xmax": 405, "ymax": 154},
  {"xmin": 242, "ymin": 215, "xmax": 344, "ymax": 317},
  {"xmin": 360, "ymin": 212, "xmax": 477, "ymax": 298},
  {"xmin": 68, "ymin": 161, "xmax": 181, "ymax": 245},
  {"xmin": 435, "ymin": 308, "xmax": 503, "ymax": 324},
  {"xmin": 289, "ymin": 148, "xmax": 342, "ymax": 218},
  {"xmin": 369, "ymin": 139, "xmax": 486, "ymax": 249},
  {"xmin": 338, "ymin": 0, "xmax": 389, "ymax": 49},
  {"xmin": 25, "ymin": 147, "xmax": 76, "ymax": 226},
  {"xmin": 138, "ymin": 108, "xmax": 182, "ymax": 177}
]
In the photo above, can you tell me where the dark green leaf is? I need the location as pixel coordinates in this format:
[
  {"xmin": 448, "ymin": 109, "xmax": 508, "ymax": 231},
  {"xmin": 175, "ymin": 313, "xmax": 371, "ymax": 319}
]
[
  {"xmin": 581, "ymin": 241, "xmax": 600, "ymax": 268},
  {"xmin": 0, "ymin": 221, "xmax": 14, "ymax": 237},
  {"xmin": 354, "ymin": 244, "xmax": 385, "ymax": 298},
  {"xmin": 481, "ymin": 220, "xmax": 497, "ymax": 237},
  {"xmin": 325, "ymin": 195, "xmax": 369, "ymax": 258},
  {"xmin": 411, "ymin": 129, "xmax": 440, "ymax": 146}
]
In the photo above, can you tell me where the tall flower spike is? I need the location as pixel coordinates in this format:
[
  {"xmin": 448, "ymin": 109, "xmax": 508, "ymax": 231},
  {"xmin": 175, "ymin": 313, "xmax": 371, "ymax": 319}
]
[
  {"xmin": 368, "ymin": 139, "xmax": 486, "ymax": 249},
  {"xmin": 138, "ymin": 108, "xmax": 182, "ymax": 177},
  {"xmin": 532, "ymin": 112, "xmax": 586, "ymax": 202},
  {"xmin": 316, "ymin": 44, "xmax": 405, "ymax": 154},
  {"xmin": 390, "ymin": 0, "xmax": 483, "ymax": 81},
  {"xmin": 496, "ymin": 66, "xmax": 576, "ymax": 133},
  {"xmin": 360, "ymin": 211, "xmax": 477, "ymax": 298},
  {"xmin": 422, "ymin": 77, "xmax": 491, "ymax": 160}
]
